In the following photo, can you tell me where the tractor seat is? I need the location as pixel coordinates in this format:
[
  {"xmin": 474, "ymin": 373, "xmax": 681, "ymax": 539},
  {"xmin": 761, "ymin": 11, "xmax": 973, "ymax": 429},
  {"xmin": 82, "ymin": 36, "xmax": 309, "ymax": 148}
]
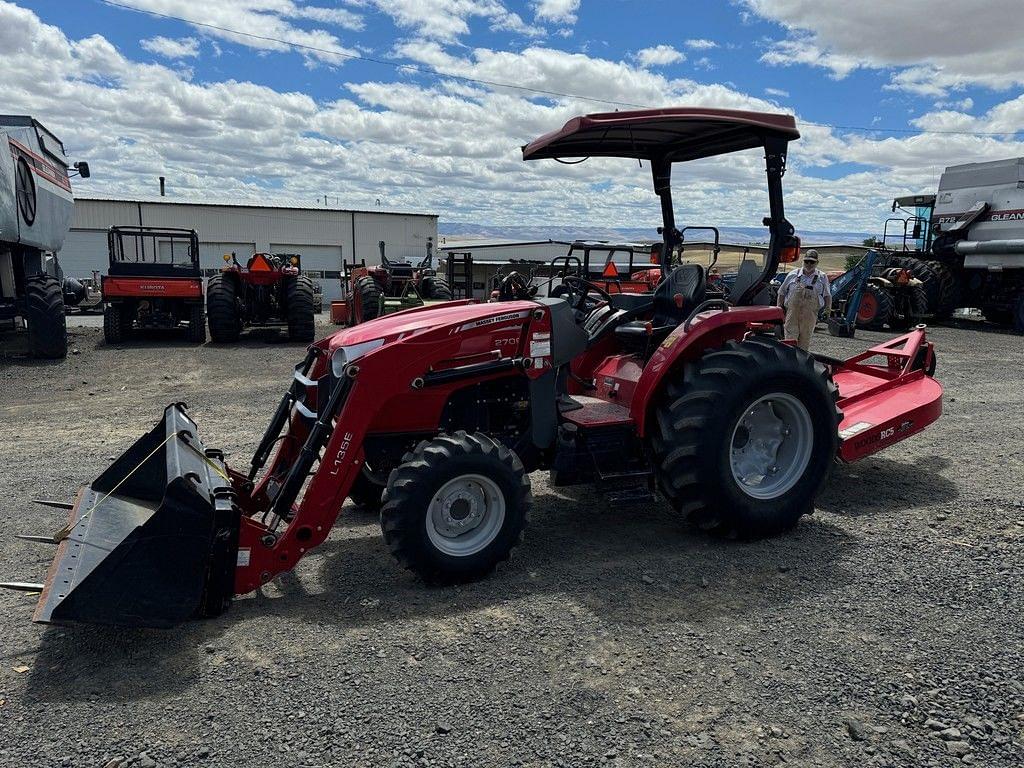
[{"xmin": 613, "ymin": 264, "xmax": 707, "ymax": 347}]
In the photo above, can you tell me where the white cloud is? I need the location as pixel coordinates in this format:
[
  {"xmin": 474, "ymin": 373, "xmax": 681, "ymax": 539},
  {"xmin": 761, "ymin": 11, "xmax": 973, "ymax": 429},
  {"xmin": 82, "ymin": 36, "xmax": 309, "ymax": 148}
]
[
  {"xmin": 764, "ymin": 87, "xmax": 789, "ymax": 98},
  {"xmin": 533, "ymin": 0, "xmax": 580, "ymax": 24},
  {"xmin": 743, "ymin": 0, "xmax": 1024, "ymax": 94},
  {"xmin": 363, "ymin": 0, "xmax": 543, "ymax": 39},
  {"xmin": 106, "ymin": 0, "xmax": 362, "ymax": 64},
  {"xmin": 684, "ymin": 39, "xmax": 717, "ymax": 50},
  {"xmin": 140, "ymin": 35, "xmax": 199, "ymax": 59},
  {"xmin": 635, "ymin": 45, "xmax": 685, "ymax": 68},
  {"xmin": 5, "ymin": 0, "xmax": 1024, "ymax": 235}
]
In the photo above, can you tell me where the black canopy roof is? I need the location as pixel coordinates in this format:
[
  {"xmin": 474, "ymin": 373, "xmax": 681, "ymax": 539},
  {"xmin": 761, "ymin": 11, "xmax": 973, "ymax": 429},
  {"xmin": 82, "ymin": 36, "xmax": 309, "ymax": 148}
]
[{"xmin": 522, "ymin": 107, "xmax": 799, "ymax": 163}]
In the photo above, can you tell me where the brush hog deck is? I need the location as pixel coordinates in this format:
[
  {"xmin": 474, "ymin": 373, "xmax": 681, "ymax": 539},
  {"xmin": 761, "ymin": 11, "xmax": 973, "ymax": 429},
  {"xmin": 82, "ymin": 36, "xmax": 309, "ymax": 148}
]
[{"xmin": 29, "ymin": 405, "xmax": 240, "ymax": 627}]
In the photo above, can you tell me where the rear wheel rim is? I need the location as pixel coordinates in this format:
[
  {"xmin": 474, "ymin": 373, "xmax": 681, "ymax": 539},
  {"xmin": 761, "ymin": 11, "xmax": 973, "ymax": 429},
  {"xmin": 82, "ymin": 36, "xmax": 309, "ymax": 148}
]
[
  {"xmin": 857, "ymin": 292, "xmax": 877, "ymax": 323},
  {"xmin": 426, "ymin": 474, "xmax": 506, "ymax": 556},
  {"xmin": 729, "ymin": 393, "xmax": 814, "ymax": 500}
]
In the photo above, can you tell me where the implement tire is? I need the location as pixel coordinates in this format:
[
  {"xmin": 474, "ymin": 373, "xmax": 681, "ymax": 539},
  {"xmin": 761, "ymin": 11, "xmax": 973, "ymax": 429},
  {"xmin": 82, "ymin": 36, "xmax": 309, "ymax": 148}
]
[
  {"xmin": 649, "ymin": 337, "xmax": 840, "ymax": 538},
  {"xmin": 381, "ymin": 432, "xmax": 530, "ymax": 583},
  {"xmin": 354, "ymin": 275, "xmax": 381, "ymax": 324},
  {"xmin": 25, "ymin": 274, "xmax": 67, "ymax": 359},
  {"xmin": 421, "ymin": 275, "xmax": 453, "ymax": 300},
  {"xmin": 206, "ymin": 274, "xmax": 241, "ymax": 343},
  {"xmin": 285, "ymin": 274, "xmax": 316, "ymax": 342}
]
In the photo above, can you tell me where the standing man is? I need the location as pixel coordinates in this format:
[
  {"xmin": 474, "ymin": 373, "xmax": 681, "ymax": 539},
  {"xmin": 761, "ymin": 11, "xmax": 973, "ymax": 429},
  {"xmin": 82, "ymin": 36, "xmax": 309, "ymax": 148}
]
[{"xmin": 776, "ymin": 250, "xmax": 831, "ymax": 351}]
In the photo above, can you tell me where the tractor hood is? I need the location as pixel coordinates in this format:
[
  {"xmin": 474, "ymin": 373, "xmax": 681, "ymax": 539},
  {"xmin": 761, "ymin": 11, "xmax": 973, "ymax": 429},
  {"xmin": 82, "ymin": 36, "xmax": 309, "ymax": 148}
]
[{"xmin": 322, "ymin": 300, "xmax": 537, "ymax": 352}]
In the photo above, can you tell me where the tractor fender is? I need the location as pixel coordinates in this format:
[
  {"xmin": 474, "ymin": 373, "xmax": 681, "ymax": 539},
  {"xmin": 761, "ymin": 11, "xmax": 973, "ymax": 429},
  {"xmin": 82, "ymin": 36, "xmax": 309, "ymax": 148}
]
[{"xmin": 629, "ymin": 306, "xmax": 783, "ymax": 437}]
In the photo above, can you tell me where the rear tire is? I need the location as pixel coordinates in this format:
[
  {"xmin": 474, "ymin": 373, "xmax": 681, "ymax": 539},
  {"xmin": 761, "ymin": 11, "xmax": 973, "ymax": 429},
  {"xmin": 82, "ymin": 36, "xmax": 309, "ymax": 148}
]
[
  {"xmin": 187, "ymin": 303, "xmax": 206, "ymax": 344},
  {"xmin": 926, "ymin": 260, "xmax": 958, "ymax": 318},
  {"xmin": 856, "ymin": 284, "xmax": 894, "ymax": 330},
  {"xmin": 890, "ymin": 256, "xmax": 940, "ymax": 312},
  {"xmin": 285, "ymin": 275, "xmax": 316, "ymax": 342},
  {"xmin": 206, "ymin": 274, "xmax": 241, "ymax": 343},
  {"xmin": 354, "ymin": 275, "xmax": 382, "ymax": 324},
  {"xmin": 889, "ymin": 285, "xmax": 927, "ymax": 331},
  {"xmin": 649, "ymin": 337, "xmax": 840, "ymax": 538},
  {"xmin": 381, "ymin": 432, "xmax": 530, "ymax": 583},
  {"xmin": 421, "ymin": 275, "xmax": 453, "ymax": 300},
  {"xmin": 25, "ymin": 274, "xmax": 67, "ymax": 359}
]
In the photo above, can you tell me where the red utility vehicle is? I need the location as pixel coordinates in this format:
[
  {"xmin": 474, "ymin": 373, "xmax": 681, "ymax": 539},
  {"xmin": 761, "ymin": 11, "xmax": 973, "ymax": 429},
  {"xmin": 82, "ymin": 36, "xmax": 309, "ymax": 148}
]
[
  {"xmin": 102, "ymin": 226, "xmax": 205, "ymax": 343},
  {"xmin": 8, "ymin": 108, "xmax": 942, "ymax": 628},
  {"xmin": 206, "ymin": 252, "xmax": 315, "ymax": 343}
]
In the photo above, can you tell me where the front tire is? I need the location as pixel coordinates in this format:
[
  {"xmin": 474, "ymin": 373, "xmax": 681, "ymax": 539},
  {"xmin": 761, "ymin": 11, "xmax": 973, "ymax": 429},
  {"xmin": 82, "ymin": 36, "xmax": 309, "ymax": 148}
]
[
  {"xmin": 285, "ymin": 275, "xmax": 316, "ymax": 342},
  {"xmin": 421, "ymin": 275, "xmax": 453, "ymax": 300},
  {"xmin": 381, "ymin": 432, "xmax": 530, "ymax": 583},
  {"xmin": 24, "ymin": 274, "xmax": 67, "ymax": 359},
  {"xmin": 649, "ymin": 337, "xmax": 840, "ymax": 538},
  {"xmin": 187, "ymin": 303, "xmax": 206, "ymax": 343}
]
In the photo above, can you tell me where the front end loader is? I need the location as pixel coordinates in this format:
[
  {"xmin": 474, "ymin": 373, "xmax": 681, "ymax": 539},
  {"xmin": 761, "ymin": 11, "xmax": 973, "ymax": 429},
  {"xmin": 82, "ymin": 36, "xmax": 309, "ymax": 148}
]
[{"xmin": 6, "ymin": 108, "xmax": 943, "ymax": 628}]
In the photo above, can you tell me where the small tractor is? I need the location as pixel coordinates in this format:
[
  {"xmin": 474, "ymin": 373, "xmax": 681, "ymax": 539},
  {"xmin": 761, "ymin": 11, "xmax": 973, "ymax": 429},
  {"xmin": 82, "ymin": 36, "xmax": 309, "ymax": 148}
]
[
  {"xmin": 334, "ymin": 238, "xmax": 452, "ymax": 325},
  {"xmin": 825, "ymin": 251, "xmax": 927, "ymax": 335},
  {"xmin": 6, "ymin": 108, "xmax": 943, "ymax": 628},
  {"xmin": 102, "ymin": 226, "xmax": 206, "ymax": 344},
  {"xmin": 0, "ymin": 116, "xmax": 89, "ymax": 358},
  {"xmin": 206, "ymin": 252, "xmax": 316, "ymax": 343}
]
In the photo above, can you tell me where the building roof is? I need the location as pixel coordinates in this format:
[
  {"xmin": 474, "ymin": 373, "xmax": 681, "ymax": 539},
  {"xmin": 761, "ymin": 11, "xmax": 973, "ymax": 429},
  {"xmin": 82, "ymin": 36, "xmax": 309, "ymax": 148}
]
[
  {"xmin": 439, "ymin": 238, "xmax": 570, "ymax": 250},
  {"xmin": 74, "ymin": 194, "xmax": 437, "ymax": 218}
]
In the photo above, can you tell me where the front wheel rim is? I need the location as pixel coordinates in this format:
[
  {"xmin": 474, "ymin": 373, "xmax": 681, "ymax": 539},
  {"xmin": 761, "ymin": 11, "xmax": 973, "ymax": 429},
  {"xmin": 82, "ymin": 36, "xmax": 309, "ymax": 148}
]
[
  {"xmin": 426, "ymin": 474, "xmax": 506, "ymax": 557},
  {"xmin": 729, "ymin": 393, "xmax": 814, "ymax": 500}
]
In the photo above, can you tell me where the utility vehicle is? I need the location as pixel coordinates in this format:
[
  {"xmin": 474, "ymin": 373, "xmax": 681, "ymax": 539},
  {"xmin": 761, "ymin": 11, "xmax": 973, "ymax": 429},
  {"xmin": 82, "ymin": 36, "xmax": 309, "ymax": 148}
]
[
  {"xmin": 6, "ymin": 108, "xmax": 942, "ymax": 628},
  {"xmin": 102, "ymin": 226, "xmax": 205, "ymax": 343}
]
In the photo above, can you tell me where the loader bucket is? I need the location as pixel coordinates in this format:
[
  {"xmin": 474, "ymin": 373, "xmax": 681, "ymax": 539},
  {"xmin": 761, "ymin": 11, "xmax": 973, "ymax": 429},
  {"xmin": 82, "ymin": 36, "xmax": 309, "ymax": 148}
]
[{"xmin": 30, "ymin": 404, "xmax": 240, "ymax": 628}]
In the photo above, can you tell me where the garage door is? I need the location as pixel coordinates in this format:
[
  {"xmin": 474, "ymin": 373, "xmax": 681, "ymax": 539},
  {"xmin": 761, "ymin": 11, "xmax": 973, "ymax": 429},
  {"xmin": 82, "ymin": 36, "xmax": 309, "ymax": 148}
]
[
  {"xmin": 270, "ymin": 243, "xmax": 344, "ymax": 302},
  {"xmin": 199, "ymin": 242, "xmax": 255, "ymax": 274},
  {"xmin": 57, "ymin": 230, "xmax": 109, "ymax": 278}
]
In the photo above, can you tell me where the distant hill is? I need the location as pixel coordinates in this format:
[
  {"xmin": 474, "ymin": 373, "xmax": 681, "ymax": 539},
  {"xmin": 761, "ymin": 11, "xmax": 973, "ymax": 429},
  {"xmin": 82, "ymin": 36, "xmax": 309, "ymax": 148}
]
[{"xmin": 439, "ymin": 223, "xmax": 873, "ymax": 246}]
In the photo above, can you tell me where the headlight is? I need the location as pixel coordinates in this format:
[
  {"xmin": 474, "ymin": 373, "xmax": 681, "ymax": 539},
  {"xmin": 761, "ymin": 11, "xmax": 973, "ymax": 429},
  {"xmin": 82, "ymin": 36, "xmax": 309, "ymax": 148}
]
[{"xmin": 331, "ymin": 338, "xmax": 385, "ymax": 377}]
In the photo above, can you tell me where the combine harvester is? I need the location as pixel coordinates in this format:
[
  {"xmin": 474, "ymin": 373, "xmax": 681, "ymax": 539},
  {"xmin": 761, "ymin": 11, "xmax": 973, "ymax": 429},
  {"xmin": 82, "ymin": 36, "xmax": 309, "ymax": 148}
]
[
  {"xmin": 0, "ymin": 116, "xmax": 89, "ymax": 358},
  {"xmin": 5, "ymin": 108, "xmax": 943, "ymax": 627}
]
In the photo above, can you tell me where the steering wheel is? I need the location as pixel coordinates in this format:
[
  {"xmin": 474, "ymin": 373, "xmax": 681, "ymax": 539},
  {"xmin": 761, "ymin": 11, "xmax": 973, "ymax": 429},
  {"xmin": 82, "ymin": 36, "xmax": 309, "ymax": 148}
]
[
  {"xmin": 498, "ymin": 271, "xmax": 532, "ymax": 301},
  {"xmin": 559, "ymin": 276, "xmax": 613, "ymax": 314}
]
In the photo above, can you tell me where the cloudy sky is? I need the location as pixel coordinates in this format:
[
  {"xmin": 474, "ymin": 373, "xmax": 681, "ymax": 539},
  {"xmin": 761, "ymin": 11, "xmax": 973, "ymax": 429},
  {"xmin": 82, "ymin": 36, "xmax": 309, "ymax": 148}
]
[{"xmin": 5, "ymin": 0, "xmax": 1024, "ymax": 233}]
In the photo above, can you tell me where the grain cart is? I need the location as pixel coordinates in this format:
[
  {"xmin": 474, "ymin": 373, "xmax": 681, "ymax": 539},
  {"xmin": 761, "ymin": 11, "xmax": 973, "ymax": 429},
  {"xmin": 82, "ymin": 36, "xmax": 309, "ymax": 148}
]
[
  {"xmin": 206, "ymin": 252, "xmax": 316, "ymax": 343},
  {"xmin": 102, "ymin": 226, "xmax": 206, "ymax": 343},
  {"xmin": 335, "ymin": 239, "xmax": 452, "ymax": 325},
  {"xmin": 5, "ymin": 108, "xmax": 943, "ymax": 628},
  {"xmin": 0, "ymin": 116, "xmax": 89, "ymax": 358}
]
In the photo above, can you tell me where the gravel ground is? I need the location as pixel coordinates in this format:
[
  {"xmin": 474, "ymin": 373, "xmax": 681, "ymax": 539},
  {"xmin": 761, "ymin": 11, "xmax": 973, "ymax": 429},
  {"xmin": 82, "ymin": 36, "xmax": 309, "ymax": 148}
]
[{"xmin": 0, "ymin": 318, "xmax": 1022, "ymax": 768}]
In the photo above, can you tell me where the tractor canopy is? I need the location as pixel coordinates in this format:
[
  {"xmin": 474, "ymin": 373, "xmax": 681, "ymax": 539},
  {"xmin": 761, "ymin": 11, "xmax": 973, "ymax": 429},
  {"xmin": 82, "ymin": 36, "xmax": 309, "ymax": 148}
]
[{"xmin": 521, "ymin": 108, "xmax": 800, "ymax": 163}]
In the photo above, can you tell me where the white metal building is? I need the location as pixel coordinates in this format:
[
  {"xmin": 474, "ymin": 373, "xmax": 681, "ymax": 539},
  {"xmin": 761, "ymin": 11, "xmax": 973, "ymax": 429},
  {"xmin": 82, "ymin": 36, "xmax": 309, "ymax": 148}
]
[{"xmin": 59, "ymin": 196, "xmax": 438, "ymax": 302}]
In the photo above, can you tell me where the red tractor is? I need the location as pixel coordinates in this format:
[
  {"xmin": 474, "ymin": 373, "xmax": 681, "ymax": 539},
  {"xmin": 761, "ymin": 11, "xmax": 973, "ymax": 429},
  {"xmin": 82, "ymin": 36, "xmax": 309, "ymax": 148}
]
[
  {"xmin": 8, "ymin": 108, "xmax": 943, "ymax": 628},
  {"xmin": 102, "ymin": 226, "xmax": 205, "ymax": 344},
  {"xmin": 206, "ymin": 252, "xmax": 316, "ymax": 343},
  {"xmin": 335, "ymin": 239, "xmax": 452, "ymax": 325}
]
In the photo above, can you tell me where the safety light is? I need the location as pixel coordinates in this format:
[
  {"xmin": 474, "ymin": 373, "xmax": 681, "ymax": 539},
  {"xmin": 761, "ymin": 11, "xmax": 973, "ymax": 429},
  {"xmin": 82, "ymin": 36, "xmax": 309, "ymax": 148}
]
[
  {"xmin": 780, "ymin": 244, "xmax": 801, "ymax": 263},
  {"xmin": 290, "ymin": 256, "xmax": 299, "ymax": 266},
  {"xmin": 223, "ymin": 254, "xmax": 231, "ymax": 262}
]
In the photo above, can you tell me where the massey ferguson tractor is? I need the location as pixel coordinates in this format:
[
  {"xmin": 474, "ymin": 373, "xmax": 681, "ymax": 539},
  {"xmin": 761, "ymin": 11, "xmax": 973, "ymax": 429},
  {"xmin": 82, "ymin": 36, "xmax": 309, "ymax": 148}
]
[
  {"xmin": 336, "ymin": 238, "xmax": 452, "ymax": 325},
  {"xmin": 0, "ymin": 116, "xmax": 89, "ymax": 358},
  {"xmin": 4, "ymin": 108, "xmax": 943, "ymax": 628},
  {"xmin": 206, "ymin": 252, "xmax": 316, "ymax": 343},
  {"xmin": 102, "ymin": 226, "xmax": 206, "ymax": 344}
]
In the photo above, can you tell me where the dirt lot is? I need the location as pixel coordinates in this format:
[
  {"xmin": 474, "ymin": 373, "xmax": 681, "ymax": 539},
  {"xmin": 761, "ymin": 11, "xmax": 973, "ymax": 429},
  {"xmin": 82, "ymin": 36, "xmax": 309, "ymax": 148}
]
[{"xmin": 0, "ymin": 318, "xmax": 1022, "ymax": 768}]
